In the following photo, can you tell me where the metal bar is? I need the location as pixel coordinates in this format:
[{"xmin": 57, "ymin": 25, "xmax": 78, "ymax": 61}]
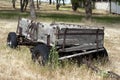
[
  {"xmin": 83, "ymin": 60, "xmax": 120, "ymax": 80},
  {"xmin": 108, "ymin": 71, "xmax": 120, "ymax": 80},
  {"xmin": 103, "ymin": 27, "xmax": 105, "ymax": 46},
  {"xmin": 83, "ymin": 60, "xmax": 101, "ymax": 73},
  {"xmin": 96, "ymin": 29, "xmax": 99, "ymax": 52},
  {"xmin": 62, "ymin": 28, "xmax": 68, "ymax": 51},
  {"xmin": 47, "ymin": 35, "xmax": 50, "ymax": 46},
  {"xmin": 60, "ymin": 28, "xmax": 104, "ymax": 31},
  {"xmin": 19, "ymin": 27, "xmax": 22, "ymax": 36},
  {"xmin": 58, "ymin": 48, "xmax": 104, "ymax": 60},
  {"xmin": 56, "ymin": 27, "xmax": 60, "ymax": 39},
  {"xmin": 55, "ymin": 33, "xmax": 104, "ymax": 35},
  {"xmin": 16, "ymin": 17, "xmax": 20, "ymax": 34}
]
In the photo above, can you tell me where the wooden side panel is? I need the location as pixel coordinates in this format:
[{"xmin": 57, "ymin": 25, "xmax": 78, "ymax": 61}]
[{"xmin": 57, "ymin": 28, "xmax": 104, "ymax": 50}]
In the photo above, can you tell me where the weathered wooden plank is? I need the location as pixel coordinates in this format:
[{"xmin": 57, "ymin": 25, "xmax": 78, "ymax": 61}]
[
  {"xmin": 57, "ymin": 39, "xmax": 80, "ymax": 46},
  {"xmin": 57, "ymin": 35, "xmax": 104, "ymax": 46},
  {"xmin": 59, "ymin": 43, "xmax": 103, "ymax": 52}
]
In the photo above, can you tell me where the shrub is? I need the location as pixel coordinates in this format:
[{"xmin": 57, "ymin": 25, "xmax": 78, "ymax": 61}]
[{"xmin": 48, "ymin": 46, "xmax": 59, "ymax": 69}]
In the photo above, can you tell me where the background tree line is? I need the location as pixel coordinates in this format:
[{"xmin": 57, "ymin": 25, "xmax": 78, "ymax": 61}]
[{"xmin": 11, "ymin": 0, "xmax": 120, "ymax": 20}]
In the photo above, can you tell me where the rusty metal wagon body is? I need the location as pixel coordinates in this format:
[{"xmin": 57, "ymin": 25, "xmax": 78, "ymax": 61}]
[{"xmin": 7, "ymin": 18, "xmax": 108, "ymax": 65}]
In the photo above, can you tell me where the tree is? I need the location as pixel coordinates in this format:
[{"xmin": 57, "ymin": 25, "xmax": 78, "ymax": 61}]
[
  {"xmin": 109, "ymin": 0, "xmax": 111, "ymax": 13},
  {"xmin": 71, "ymin": 0, "xmax": 79, "ymax": 11},
  {"xmin": 62, "ymin": 0, "xmax": 65, "ymax": 5},
  {"xmin": 49, "ymin": 0, "xmax": 52, "ymax": 4},
  {"xmin": 30, "ymin": 0, "xmax": 36, "ymax": 20},
  {"xmin": 36, "ymin": 0, "xmax": 39, "ymax": 9},
  {"xmin": 24, "ymin": 0, "xmax": 28, "ymax": 11},
  {"xmin": 20, "ymin": 0, "xmax": 28, "ymax": 12},
  {"xmin": 85, "ymin": 0, "xmax": 92, "ymax": 20},
  {"xmin": 12, "ymin": 0, "xmax": 16, "ymax": 8},
  {"xmin": 56, "ymin": 0, "xmax": 60, "ymax": 10}
]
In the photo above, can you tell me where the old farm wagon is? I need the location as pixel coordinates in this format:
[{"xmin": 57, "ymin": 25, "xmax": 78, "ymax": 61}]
[{"xmin": 7, "ymin": 18, "xmax": 108, "ymax": 65}]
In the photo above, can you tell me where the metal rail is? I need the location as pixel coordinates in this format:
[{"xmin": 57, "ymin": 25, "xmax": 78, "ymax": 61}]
[
  {"xmin": 83, "ymin": 60, "xmax": 120, "ymax": 80},
  {"xmin": 58, "ymin": 48, "xmax": 104, "ymax": 60}
]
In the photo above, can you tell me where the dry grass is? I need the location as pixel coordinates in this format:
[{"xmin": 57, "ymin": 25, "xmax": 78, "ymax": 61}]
[
  {"xmin": 0, "ymin": 1, "xmax": 120, "ymax": 80},
  {"xmin": 0, "ymin": 19, "xmax": 120, "ymax": 80}
]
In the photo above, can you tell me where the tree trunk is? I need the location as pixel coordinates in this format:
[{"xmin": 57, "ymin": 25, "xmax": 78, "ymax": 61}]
[
  {"xmin": 85, "ymin": 0, "xmax": 92, "ymax": 20},
  {"xmin": 92, "ymin": 1, "xmax": 95, "ymax": 9},
  {"xmin": 24, "ymin": 0, "xmax": 28, "ymax": 11},
  {"xmin": 20, "ymin": 0, "xmax": 23, "ymax": 12},
  {"xmin": 37, "ymin": 0, "xmax": 40, "ymax": 9},
  {"xmin": 20, "ymin": 0, "xmax": 25, "ymax": 12},
  {"xmin": 109, "ymin": 0, "xmax": 111, "ymax": 14},
  {"xmin": 30, "ymin": 0, "xmax": 36, "ymax": 20},
  {"xmin": 62, "ymin": 0, "xmax": 65, "ymax": 5},
  {"xmin": 12, "ymin": 0, "xmax": 16, "ymax": 8},
  {"xmin": 56, "ymin": 0, "xmax": 60, "ymax": 10},
  {"xmin": 20, "ymin": 0, "xmax": 28, "ymax": 12},
  {"xmin": 49, "ymin": 0, "xmax": 52, "ymax": 4}
]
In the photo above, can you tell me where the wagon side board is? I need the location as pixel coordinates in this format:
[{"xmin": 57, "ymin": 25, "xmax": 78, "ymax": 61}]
[{"xmin": 16, "ymin": 18, "xmax": 105, "ymax": 53}]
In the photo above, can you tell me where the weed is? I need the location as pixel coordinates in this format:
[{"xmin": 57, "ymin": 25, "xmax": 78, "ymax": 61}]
[{"xmin": 48, "ymin": 46, "xmax": 59, "ymax": 69}]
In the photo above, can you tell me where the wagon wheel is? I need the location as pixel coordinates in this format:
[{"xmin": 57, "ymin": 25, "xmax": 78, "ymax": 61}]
[
  {"xmin": 31, "ymin": 44, "xmax": 49, "ymax": 66},
  {"xmin": 7, "ymin": 32, "xmax": 17, "ymax": 48}
]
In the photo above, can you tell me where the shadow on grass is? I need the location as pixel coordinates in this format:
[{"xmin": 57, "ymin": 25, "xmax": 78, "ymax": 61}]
[
  {"xmin": 0, "ymin": 10, "xmax": 120, "ymax": 24},
  {"xmin": 93, "ymin": 16, "xmax": 120, "ymax": 23},
  {"xmin": 0, "ymin": 10, "xmax": 29, "ymax": 19}
]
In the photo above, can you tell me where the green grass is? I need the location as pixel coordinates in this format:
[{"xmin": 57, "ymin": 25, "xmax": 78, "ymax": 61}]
[
  {"xmin": 37, "ymin": 13, "xmax": 84, "ymax": 22},
  {"xmin": 93, "ymin": 15, "xmax": 120, "ymax": 23},
  {"xmin": 0, "ymin": 10, "xmax": 29, "ymax": 19},
  {"xmin": 0, "ymin": 10, "xmax": 120, "ymax": 24}
]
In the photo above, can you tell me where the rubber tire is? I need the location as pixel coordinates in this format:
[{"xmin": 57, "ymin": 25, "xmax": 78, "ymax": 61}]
[
  {"xmin": 31, "ymin": 44, "xmax": 49, "ymax": 66},
  {"xmin": 7, "ymin": 32, "xmax": 17, "ymax": 48}
]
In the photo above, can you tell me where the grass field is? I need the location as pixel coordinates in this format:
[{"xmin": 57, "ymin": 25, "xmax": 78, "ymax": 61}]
[{"xmin": 0, "ymin": 1, "xmax": 120, "ymax": 80}]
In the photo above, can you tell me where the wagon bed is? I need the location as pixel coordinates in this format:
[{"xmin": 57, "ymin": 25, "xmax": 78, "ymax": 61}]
[
  {"xmin": 7, "ymin": 18, "xmax": 108, "ymax": 64},
  {"xmin": 17, "ymin": 18, "xmax": 104, "ymax": 52}
]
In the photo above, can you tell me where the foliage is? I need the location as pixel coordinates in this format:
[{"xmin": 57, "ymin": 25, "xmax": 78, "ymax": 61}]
[
  {"xmin": 71, "ymin": 0, "xmax": 79, "ymax": 4},
  {"xmin": 48, "ymin": 46, "xmax": 59, "ymax": 69}
]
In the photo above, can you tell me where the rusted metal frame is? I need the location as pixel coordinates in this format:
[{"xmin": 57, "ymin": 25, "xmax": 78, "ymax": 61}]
[
  {"xmin": 108, "ymin": 71, "xmax": 120, "ymax": 80},
  {"xmin": 62, "ymin": 28, "xmax": 68, "ymax": 51},
  {"xmin": 102, "ymin": 27, "xmax": 105, "ymax": 46},
  {"xmin": 16, "ymin": 17, "xmax": 20, "ymax": 34},
  {"xmin": 56, "ymin": 26, "xmax": 60, "ymax": 46},
  {"xmin": 29, "ymin": 23, "xmax": 36, "ymax": 40},
  {"xmin": 27, "ymin": 22, "xmax": 38, "ymax": 41},
  {"xmin": 18, "ymin": 38, "xmax": 38, "ymax": 46},
  {"xmin": 83, "ymin": 60, "xmax": 120, "ymax": 80},
  {"xmin": 61, "ymin": 28, "xmax": 103, "ymax": 31},
  {"xmin": 96, "ymin": 29, "xmax": 99, "ymax": 52},
  {"xmin": 31, "ymin": 23, "xmax": 39, "ymax": 41},
  {"xmin": 55, "ymin": 33, "xmax": 104, "ymax": 35},
  {"xmin": 58, "ymin": 48, "xmax": 104, "ymax": 60},
  {"xmin": 56, "ymin": 26, "xmax": 60, "ymax": 39},
  {"xmin": 47, "ymin": 35, "xmax": 50, "ymax": 46},
  {"xmin": 26, "ymin": 20, "xmax": 33, "ymax": 39}
]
